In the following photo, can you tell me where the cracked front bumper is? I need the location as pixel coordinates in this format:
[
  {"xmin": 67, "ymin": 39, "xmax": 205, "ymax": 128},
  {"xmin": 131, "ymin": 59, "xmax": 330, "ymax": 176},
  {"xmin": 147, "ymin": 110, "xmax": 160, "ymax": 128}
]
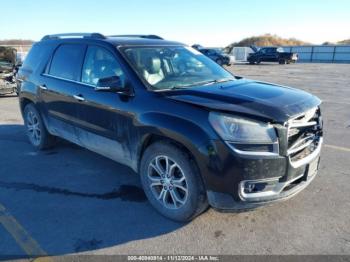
[{"xmin": 204, "ymin": 138, "xmax": 323, "ymax": 211}]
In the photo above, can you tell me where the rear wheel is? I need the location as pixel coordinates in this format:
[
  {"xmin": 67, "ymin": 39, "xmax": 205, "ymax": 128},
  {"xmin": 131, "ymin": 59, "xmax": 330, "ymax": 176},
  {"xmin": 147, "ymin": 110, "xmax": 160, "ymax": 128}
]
[
  {"xmin": 24, "ymin": 103, "xmax": 56, "ymax": 150},
  {"xmin": 140, "ymin": 142, "xmax": 208, "ymax": 222}
]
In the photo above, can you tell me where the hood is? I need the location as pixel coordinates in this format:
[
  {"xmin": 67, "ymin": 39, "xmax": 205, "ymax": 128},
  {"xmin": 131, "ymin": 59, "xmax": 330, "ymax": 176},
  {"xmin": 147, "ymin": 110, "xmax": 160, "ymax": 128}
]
[{"xmin": 165, "ymin": 79, "xmax": 321, "ymax": 123}]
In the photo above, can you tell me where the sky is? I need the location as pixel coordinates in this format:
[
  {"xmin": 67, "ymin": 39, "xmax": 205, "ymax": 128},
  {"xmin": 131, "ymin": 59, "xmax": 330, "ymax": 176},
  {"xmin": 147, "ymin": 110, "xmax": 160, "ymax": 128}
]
[{"xmin": 1, "ymin": 0, "xmax": 349, "ymax": 46}]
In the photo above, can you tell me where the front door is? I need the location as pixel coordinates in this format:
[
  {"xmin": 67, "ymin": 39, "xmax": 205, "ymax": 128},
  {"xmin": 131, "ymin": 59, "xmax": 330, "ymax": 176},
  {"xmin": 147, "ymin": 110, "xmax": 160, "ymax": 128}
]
[
  {"xmin": 265, "ymin": 48, "xmax": 278, "ymax": 62},
  {"xmin": 74, "ymin": 45, "xmax": 135, "ymax": 167}
]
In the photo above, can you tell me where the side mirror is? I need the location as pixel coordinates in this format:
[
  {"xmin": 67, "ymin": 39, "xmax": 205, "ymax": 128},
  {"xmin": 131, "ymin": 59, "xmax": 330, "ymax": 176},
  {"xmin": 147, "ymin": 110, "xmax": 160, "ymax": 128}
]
[{"xmin": 95, "ymin": 76, "xmax": 131, "ymax": 95}]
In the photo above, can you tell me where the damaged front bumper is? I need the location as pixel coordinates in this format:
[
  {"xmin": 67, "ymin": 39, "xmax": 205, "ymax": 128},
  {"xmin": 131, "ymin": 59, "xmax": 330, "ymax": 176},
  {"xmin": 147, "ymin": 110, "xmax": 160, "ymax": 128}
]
[{"xmin": 204, "ymin": 137, "xmax": 323, "ymax": 211}]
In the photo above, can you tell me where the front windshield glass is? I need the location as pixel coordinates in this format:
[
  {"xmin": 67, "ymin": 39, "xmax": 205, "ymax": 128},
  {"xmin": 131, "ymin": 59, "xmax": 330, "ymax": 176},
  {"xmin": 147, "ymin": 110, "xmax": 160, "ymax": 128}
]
[{"xmin": 121, "ymin": 46, "xmax": 235, "ymax": 90}]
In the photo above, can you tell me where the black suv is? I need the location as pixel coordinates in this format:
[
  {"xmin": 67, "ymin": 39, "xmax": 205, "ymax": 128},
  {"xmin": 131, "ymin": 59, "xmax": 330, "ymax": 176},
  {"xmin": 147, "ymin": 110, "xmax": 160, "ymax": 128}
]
[
  {"xmin": 197, "ymin": 48, "xmax": 232, "ymax": 66},
  {"xmin": 17, "ymin": 33, "xmax": 323, "ymax": 222}
]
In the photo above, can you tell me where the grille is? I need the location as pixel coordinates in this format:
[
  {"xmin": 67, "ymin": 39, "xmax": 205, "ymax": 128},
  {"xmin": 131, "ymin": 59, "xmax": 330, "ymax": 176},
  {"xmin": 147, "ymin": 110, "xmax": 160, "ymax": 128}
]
[{"xmin": 286, "ymin": 107, "xmax": 323, "ymax": 163}]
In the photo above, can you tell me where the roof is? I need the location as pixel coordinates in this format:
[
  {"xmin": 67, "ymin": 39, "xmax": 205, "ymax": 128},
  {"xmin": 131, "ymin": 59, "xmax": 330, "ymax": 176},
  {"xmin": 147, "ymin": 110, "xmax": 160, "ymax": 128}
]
[
  {"xmin": 106, "ymin": 37, "xmax": 183, "ymax": 46},
  {"xmin": 40, "ymin": 33, "xmax": 184, "ymax": 46}
]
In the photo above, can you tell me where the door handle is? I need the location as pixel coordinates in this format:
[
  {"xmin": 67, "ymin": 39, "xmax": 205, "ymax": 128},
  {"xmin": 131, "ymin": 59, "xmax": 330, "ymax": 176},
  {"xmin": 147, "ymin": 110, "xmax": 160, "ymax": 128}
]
[
  {"xmin": 73, "ymin": 94, "xmax": 85, "ymax": 102},
  {"xmin": 39, "ymin": 84, "xmax": 47, "ymax": 90}
]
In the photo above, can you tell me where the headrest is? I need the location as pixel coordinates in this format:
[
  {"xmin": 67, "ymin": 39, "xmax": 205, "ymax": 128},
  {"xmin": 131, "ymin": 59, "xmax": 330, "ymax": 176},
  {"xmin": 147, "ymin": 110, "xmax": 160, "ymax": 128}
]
[{"xmin": 145, "ymin": 56, "xmax": 161, "ymax": 74}]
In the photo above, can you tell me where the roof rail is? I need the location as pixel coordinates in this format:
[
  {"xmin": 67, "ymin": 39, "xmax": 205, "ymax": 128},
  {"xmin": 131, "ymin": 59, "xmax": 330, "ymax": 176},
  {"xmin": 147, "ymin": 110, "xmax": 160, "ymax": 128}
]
[
  {"xmin": 109, "ymin": 34, "xmax": 164, "ymax": 40},
  {"xmin": 41, "ymin": 33, "xmax": 106, "ymax": 41}
]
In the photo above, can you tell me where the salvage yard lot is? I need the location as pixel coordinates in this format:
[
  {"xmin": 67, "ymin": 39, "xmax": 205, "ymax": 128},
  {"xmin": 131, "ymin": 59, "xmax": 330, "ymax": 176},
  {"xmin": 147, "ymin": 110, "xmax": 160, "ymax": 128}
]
[{"xmin": 0, "ymin": 63, "xmax": 349, "ymax": 257}]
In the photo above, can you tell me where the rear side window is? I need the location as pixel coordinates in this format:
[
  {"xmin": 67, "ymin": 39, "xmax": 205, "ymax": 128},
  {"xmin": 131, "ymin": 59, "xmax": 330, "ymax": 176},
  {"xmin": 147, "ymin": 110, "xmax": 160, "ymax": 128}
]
[
  {"xmin": 22, "ymin": 43, "xmax": 53, "ymax": 73},
  {"xmin": 49, "ymin": 44, "xmax": 86, "ymax": 81}
]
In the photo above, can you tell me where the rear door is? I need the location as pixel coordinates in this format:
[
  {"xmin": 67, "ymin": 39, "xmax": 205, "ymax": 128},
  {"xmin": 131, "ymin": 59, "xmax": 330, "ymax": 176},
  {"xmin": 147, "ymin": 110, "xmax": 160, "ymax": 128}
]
[{"xmin": 40, "ymin": 43, "xmax": 86, "ymax": 143}]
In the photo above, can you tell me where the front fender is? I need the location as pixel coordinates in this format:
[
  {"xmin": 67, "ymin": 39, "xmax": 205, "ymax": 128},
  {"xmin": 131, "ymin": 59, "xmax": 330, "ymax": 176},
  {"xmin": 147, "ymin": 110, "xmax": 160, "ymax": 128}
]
[
  {"xmin": 137, "ymin": 112, "xmax": 218, "ymax": 185},
  {"xmin": 140, "ymin": 112, "xmax": 213, "ymax": 146}
]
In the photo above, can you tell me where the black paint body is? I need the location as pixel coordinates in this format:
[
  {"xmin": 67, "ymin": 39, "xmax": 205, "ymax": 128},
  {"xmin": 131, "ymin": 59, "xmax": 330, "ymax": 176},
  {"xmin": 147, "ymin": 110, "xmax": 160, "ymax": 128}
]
[{"xmin": 17, "ymin": 37, "xmax": 321, "ymax": 209}]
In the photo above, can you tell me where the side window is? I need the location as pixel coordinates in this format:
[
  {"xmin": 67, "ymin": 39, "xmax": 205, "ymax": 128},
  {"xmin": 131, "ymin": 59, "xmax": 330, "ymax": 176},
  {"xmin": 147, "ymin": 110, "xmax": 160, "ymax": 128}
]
[
  {"xmin": 81, "ymin": 46, "xmax": 125, "ymax": 86},
  {"xmin": 49, "ymin": 44, "xmax": 86, "ymax": 81},
  {"xmin": 22, "ymin": 43, "xmax": 53, "ymax": 73}
]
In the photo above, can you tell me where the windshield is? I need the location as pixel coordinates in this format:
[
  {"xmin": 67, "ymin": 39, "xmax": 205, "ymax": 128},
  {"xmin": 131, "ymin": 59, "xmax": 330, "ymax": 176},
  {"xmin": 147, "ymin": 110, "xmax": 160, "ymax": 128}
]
[{"xmin": 121, "ymin": 46, "xmax": 235, "ymax": 90}]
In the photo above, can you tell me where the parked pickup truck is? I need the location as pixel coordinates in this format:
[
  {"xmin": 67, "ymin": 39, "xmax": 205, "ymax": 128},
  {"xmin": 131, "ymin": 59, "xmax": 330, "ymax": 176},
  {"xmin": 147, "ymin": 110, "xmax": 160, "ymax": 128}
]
[{"xmin": 247, "ymin": 47, "xmax": 298, "ymax": 64}]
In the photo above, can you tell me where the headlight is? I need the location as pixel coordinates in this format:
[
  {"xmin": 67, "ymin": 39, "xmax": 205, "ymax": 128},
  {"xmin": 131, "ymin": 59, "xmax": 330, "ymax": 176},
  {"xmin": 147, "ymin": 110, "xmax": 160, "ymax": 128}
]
[{"xmin": 208, "ymin": 112, "xmax": 278, "ymax": 144}]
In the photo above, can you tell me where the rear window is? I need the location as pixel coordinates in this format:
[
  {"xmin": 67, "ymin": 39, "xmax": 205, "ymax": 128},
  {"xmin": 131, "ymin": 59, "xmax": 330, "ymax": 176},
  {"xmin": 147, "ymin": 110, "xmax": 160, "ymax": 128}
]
[{"xmin": 49, "ymin": 44, "xmax": 86, "ymax": 81}]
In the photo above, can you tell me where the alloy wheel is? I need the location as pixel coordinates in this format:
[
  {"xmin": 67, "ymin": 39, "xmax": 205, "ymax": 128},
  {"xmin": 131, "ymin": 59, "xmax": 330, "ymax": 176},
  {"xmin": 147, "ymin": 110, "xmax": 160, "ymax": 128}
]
[
  {"xmin": 147, "ymin": 155, "xmax": 188, "ymax": 209},
  {"xmin": 26, "ymin": 110, "xmax": 41, "ymax": 146}
]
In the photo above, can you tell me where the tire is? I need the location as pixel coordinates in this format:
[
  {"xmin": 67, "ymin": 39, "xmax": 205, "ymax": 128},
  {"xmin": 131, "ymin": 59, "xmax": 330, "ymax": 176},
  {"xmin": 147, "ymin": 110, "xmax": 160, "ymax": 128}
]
[
  {"xmin": 279, "ymin": 59, "xmax": 287, "ymax": 64},
  {"xmin": 216, "ymin": 59, "xmax": 223, "ymax": 66},
  {"xmin": 23, "ymin": 103, "xmax": 56, "ymax": 150},
  {"xmin": 248, "ymin": 60, "xmax": 255, "ymax": 65},
  {"xmin": 140, "ymin": 142, "xmax": 208, "ymax": 222},
  {"xmin": 256, "ymin": 59, "xmax": 261, "ymax": 64}
]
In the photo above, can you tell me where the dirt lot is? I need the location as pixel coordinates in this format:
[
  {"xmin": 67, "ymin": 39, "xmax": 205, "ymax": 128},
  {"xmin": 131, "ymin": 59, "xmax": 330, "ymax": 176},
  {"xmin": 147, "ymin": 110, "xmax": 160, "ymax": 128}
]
[{"xmin": 0, "ymin": 63, "xmax": 349, "ymax": 258}]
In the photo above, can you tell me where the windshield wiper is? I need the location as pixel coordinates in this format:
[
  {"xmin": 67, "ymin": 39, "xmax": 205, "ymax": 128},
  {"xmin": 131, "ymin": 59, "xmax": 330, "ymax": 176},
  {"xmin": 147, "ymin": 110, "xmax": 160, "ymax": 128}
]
[
  {"xmin": 169, "ymin": 85, "xmax": 193, "ymax": 90},
  {"xmin": 167, "ymin": 78, "xmax": 234, "ymax": 90},
  {"xmin": 201, "ymin": 78, "xmax": 234, "ymax": 86}
]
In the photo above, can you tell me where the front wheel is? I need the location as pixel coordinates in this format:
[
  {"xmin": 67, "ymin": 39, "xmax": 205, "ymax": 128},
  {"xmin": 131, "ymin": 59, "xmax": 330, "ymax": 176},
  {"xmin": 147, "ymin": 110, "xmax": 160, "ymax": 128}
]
[
  {"xmin": 248, "ymin": 60, "xmax": 255, "ymax": 65},
  {"xmin": 140, "ymin": 142, "xmax": 208, "ymax": 222},
  {"xmin": 24, "ymin": 103, "xmax": 56, "ymax": 150}
]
